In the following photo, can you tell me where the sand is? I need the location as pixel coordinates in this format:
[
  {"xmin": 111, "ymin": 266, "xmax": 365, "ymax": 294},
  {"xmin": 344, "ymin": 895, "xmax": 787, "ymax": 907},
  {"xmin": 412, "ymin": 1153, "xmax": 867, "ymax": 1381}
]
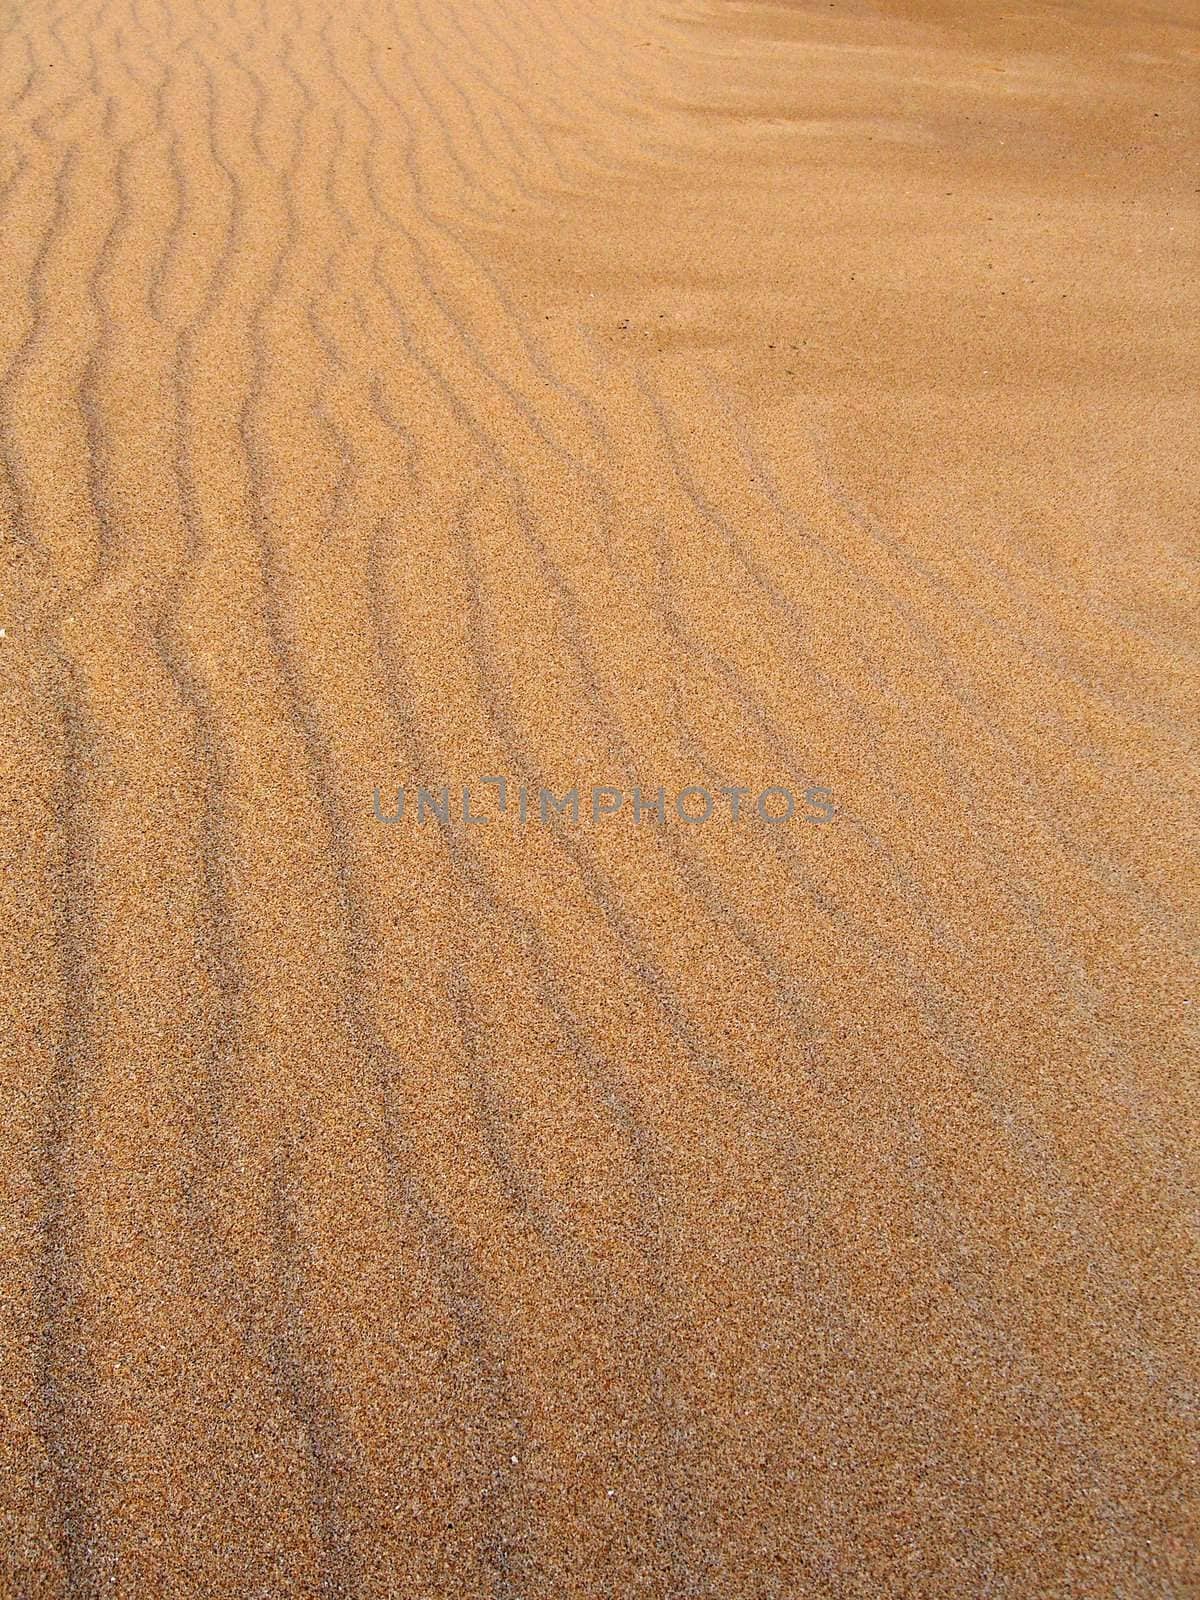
[{"xmin": 1, "ymin": 0, "xmax": 1198, "ymax": 1593}]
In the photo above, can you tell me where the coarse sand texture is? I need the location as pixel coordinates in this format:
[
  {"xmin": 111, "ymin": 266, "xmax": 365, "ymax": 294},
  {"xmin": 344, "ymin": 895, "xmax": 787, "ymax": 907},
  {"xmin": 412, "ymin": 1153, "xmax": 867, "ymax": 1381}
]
[{"xmin": 1, "ymin": 0, "xmax": 1198, "ymax": 1595}]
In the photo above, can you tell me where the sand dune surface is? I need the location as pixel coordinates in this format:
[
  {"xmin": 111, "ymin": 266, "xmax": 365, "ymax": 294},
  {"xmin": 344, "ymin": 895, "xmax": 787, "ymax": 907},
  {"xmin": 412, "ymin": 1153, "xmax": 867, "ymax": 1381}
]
[{"xmin": 2, "ymin": 0, "xmax": 1198, "ymax": 1594}]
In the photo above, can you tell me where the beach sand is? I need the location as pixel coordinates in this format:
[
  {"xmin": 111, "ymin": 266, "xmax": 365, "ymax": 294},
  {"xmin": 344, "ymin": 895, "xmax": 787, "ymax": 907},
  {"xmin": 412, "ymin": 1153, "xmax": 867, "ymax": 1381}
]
[{"xmin": 2, "ymin": 0, "xmax": 1198, "ymax": 1593}]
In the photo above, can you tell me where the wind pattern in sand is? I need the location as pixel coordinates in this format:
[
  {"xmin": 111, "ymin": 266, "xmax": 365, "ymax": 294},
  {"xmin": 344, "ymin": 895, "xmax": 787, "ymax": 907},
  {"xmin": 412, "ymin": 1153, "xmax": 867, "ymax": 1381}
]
[{"xmin": 2, "ymin": 0, "xmax": 1198, "ymax": 1593}]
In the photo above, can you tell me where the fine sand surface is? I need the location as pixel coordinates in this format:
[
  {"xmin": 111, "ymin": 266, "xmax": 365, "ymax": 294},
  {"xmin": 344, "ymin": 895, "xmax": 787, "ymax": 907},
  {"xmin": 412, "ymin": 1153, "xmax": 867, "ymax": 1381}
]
[{"xmin": 2, "ymin": 0, "xmax": 1198, "ymax": 1593}]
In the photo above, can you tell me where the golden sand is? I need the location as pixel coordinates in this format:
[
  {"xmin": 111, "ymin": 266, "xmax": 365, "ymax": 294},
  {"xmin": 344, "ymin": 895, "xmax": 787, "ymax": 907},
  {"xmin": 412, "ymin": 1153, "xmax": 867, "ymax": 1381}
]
[{"xmin": 2, "ymin": 0, "xmax": 1198, "ymax": 1592}]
